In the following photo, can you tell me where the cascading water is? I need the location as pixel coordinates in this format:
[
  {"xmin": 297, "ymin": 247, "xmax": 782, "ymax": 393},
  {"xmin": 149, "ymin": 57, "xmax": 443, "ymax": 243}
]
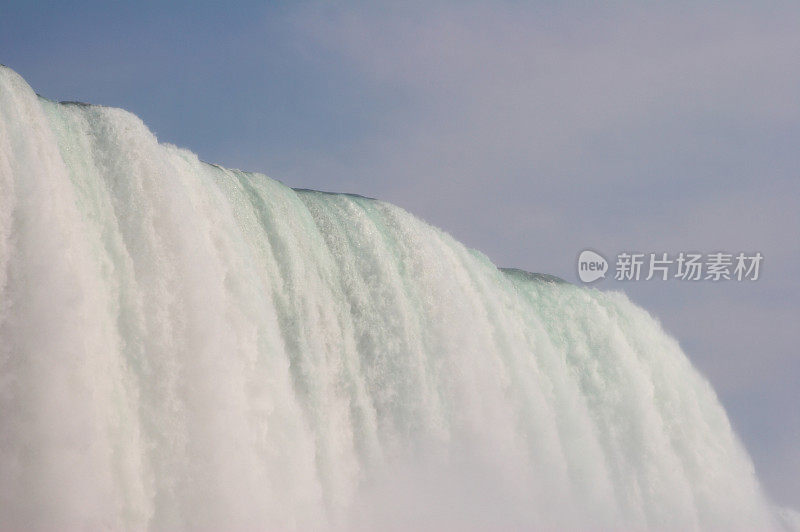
[{"xmin": 0, "ymin": 65, "xmax": 792, "ymax": 530}]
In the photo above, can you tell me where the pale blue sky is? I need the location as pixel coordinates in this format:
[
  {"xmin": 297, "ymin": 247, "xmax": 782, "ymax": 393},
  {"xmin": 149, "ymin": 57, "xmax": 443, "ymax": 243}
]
[{"xmin": 2, "ymin": 0, "xmax": 798, "ymax": 508}]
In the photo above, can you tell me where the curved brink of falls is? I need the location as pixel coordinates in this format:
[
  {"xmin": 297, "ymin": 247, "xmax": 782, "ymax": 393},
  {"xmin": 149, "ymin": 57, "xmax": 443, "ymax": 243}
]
[{"xmin": 0, "ymin": 66, "xmax": 787, "ymax": 530}]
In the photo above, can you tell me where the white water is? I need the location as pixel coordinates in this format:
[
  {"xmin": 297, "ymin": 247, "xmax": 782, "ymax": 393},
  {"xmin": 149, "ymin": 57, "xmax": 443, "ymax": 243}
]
[{"xmin": 0, "ymin": 65, "xmax": 787, "ymax": 530}]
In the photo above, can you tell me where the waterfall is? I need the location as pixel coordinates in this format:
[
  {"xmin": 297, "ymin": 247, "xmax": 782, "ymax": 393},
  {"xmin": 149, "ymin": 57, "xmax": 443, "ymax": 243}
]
[{"xmin": 0, "ymin": 65, "xmax": 785, "ymax": 530}]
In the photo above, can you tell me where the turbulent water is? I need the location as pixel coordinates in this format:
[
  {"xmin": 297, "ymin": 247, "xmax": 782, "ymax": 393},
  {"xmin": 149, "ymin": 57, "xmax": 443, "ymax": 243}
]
[{"xmin": 0, "ymin": 65, "xmax": 790, "ymax": 530}]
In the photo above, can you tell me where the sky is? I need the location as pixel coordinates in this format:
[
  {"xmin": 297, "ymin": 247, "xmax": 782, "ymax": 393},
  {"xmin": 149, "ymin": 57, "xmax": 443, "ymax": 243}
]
[{"xmin": 2, "ymin": 0, "xmax": 798, "ymax": 509}]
